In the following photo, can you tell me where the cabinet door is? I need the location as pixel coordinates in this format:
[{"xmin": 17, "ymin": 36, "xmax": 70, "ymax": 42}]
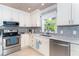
[
  {"xmin": 29, "ymin": 34, "xmax": 36, "ymax": 49},
  {"xmin": 0, "ymin": 6, "xmax": 3, "ymax": 26},
  {"xmin": 0, "ymin": 6, "xmax": 3, "ymax": 19},
  {"xmin": 36, "ymin": 11, "xmax": 41, "ymax": 27},
  {"xmin": 72, "ymin": 4, "xmax": 79, "ymax": 24},
  {"xmin": 21, "ymin": 34, "xmax": 29, "ymax": 48},
  {"xmin": 70, "ymin": 44, "xmax": 79, "ymax": 56},
  {"xmin": 34, "ymin": 36, "xmax": 41, "ymax": 50},
  {"xmin": 18, "ymin": 13, "xmax": 24, "ymax": 26},
  {"xmin": 39, "ymin": 36, "xmax": 49, "ymax": 56},
  {"xmin": 30, "ymin": 9, "xmax": 41, "ymax": 27},
  {"xmin": 2, "ymin": 7, "xmax": 11, "ymax": 21},
  {"xmin": 0, "ymin": 37, "xmax": 2, "ymax": 55},
  {"xmin": 11, "ymin": 10, "xmax": 19, "ymax": 22},
  {"xmin": 34, "ymin": 11, "xmax": 41, "ymax": 27},
  {"xmin": 23, "ymin": 13, "xmax": 31, "ymax": 27},
  {"xmin": 57, "ymin": 3, "xmax": 71, "ymax": 25}
]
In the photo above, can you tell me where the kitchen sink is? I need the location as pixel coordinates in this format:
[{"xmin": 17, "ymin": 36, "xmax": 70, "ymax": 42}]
[{"xmin": 42, "ymin": 34, "xmax": 51, "ymax": 37}]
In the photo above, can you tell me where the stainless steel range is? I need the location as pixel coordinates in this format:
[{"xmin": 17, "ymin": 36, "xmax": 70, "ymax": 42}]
[{"xmin": 0, "ymin": 21, "xmax": 21, "ymax": 56}]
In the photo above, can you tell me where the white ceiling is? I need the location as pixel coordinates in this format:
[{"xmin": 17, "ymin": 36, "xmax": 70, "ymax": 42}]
[{"xmin": 0, "ymin": 3, "xmax": 55, "ymax": 12}]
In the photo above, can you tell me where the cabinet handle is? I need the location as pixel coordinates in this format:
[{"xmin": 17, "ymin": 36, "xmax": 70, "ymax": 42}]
[{"xmin": 39, "ymin": 40, "xmax": 42, "ymax": 44}]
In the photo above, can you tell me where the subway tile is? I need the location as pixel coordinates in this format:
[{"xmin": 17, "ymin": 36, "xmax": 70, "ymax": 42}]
[{"xmin": 57, "ymin": 26, "xmax": 79, "ymax": 39}]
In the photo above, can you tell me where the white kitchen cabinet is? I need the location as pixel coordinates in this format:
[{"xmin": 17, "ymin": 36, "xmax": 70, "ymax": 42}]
[
  {"xmin": 18, "ymin": 12, "xmax": 25, "ymax": 27},
  {"xmin": 32, "ymin": 35, "xmax": 49, "ymax": 56},
  {"xmin": 0, "ymin": 6, "xmax": 3, "ymax": 19},
  {"xmin": 0, "ymin": 5, "xmax": 31, "ymax": 27},
  {"xmin": 0, "ymin": 5, "xmax": 19, "ymax": 22},
  {"xmin": 57, "ymin": 3, "xmax": 79, "ymax": 25},
  {"xmin": 23, "ymin": 13, "xmax": 31, "ymax": 27},
  {"xmin": 11, "ymin": 9, "xmax": 19, "ymax": 22},
  {"xmin": 21, "ymin": 33, "xmax": 30, "ymax": 48},
  {"xmin": 30, "ymin": 9, "xmax": 41, "ymax": 27},
  {"xmin": 70, "ymin": 44, "xmax": 79, "ymax": 56},
  {"xmin": 0, "ymin": 36, "xmax": 2, "ymax": 55},
  {"xmin": 39, "ymin": 36, "xmax": 49, "ymax": 56},
  {"xmin": 57, "ymin": 3, "xmax": 72, "ymax": 25},
  {"xmin": 29, "ymin": 34, "xmax": 37, "ymax": 49},
  {"xmin": 2, "ymin": 7, "xmax": 12, "ymax": 21},
  {"xmin": 72, "ymin": 4, "xmax": 79, "ymax": 24},
  {"xmin": 18, "ymin": 11, "xmax": 31, "ymax": 27}
]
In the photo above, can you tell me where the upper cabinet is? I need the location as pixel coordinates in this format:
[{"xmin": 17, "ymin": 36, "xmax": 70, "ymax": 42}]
[
  {"xmin": 24, "ymin": 13, "xmax": 31, "ymax": 27},
  {"xmin": 72, "ymin": 4, "xmax": 79, "ymax": 25},
  {"xmin": 18, "ymin": 11, "xmax": 31, "ymax": 27},
  {"xmin": 11, "ymin": 9, "xmax": 19, "ymax": 22},
  {"xmin": 0, "ymin": 5, "xmax": 31, "ymax": 27},
  {"xmin": 18, "ymin": 12, "xmax": 24, "ymax": 27},
  {"xmin": 30, "ymin": 9, "xmax": 41, "ymax": 27},
  {"xmin": 0, "ymin": 5, "xmax": 19, "ymax": 22},
  {"xmin": 57, "ymin": 3, "xmax": 72, "ymax": 25},
  {"xmin": 2, "ymin": 6, "xmax": 12, "ymax": 21},
  {"xmin": 0, "ymin": 6, "xmax": 3, "ymax": 19},
  {"xmin": 57, "ymin": 3, "xmax": 79, "ymax": 25}
]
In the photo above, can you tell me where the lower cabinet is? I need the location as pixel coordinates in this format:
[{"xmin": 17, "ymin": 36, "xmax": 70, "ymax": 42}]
[
  {"xmin": 29, "ymin": 34, "xmax": 79, "ymax": 56},
  {"xmin": 33, "ymin": 35, "xmax": 50, "ymax": 56},
  {"xmin": 70, "ymin": 44, "xmax": 79, "ymax": 56},
  {"xmin": 21, "ymin": 33, "xmax": 30, "ymax": 48},
  {"xmin": 30, "ymin": 34, "xmax": 40, "ymax": 50},
  {"xmin": 29, "ymin": 34, "xmax": 36, "ymax": 49},
  {"xmin": 0, "ymin": 37, "xmax": 2, "ymax": 55},
  {"xmin": 38, "ymin": 36, "xmax": 49, "ymax": 56}
]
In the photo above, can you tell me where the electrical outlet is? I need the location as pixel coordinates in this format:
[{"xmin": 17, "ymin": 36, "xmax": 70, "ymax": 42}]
[
  {"xmin": 73, "ymin": 30, "xmax": 77, "ymax": 35},
  {"xmin": 60, "ymin": 30, "xmax": 63, "ymax": 34},
  {"xmin": 55, "ymin": 30, "xmax": 57, "ymax": 34}
]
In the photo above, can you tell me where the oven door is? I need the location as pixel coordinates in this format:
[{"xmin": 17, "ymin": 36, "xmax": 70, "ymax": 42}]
[{"xmin": 3, "ymin": 36, "xmax": 21, "ymax": 49}]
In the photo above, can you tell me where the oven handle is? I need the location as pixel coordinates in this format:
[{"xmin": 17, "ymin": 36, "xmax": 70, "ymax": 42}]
[{"xmin": 3, "ymin": 36, "xmax": 20, "ymax": 39}]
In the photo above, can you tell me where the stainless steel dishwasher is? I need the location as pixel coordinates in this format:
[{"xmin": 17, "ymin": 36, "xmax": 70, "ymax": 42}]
[{"xmin": 50, "ymin": 39, "xmax": 70, "ymax": 56}]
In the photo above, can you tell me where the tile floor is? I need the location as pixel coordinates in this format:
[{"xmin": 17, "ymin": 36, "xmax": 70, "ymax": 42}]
[{"xmin": 8, "ymin": 47, "xmax": 42, "ymax": 56}]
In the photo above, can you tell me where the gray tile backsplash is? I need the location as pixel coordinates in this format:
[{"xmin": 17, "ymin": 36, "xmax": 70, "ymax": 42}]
[
  {"xmin": 27, "ymin": 27, "xmax": 41, "ymax": 33},
  {"xmin": 57, "ymin": 26, "xmax": 79, "ymax": 38}
]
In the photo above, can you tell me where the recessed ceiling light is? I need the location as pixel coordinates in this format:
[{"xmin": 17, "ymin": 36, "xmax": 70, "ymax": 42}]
[
  {"xmin": 28, "ymin": 8, "xmax": 31, "ymax": 10},
  {"xmin": 41, "ymin": 3, "xmax": 45, "ymax": 6}
]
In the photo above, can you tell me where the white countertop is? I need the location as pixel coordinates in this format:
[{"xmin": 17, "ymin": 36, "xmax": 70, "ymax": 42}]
[
  {"xmin": 34, "ymin": 33, "xmax": 79, "ymax": 45},
  {"xmin": 44, "ymin": 35, "xmax": 79, "ymax": 45}
]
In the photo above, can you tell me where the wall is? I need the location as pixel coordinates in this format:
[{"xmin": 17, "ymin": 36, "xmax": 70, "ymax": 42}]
[
  {"xmin": 57, "ymin": 25, "xmax": 79, "ymax": 39},
  {"xmin": 41, "ymin": 4, "xmax": 57, "ymax": 32}
]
